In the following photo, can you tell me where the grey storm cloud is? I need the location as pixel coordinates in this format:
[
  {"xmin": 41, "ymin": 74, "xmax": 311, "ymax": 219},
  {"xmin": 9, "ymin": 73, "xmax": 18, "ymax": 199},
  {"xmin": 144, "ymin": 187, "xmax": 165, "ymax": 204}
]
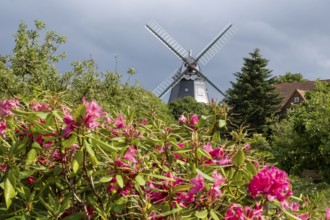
[{"xmin": 1, "ymin": 0, "xmax": 330, "ymax": 101}]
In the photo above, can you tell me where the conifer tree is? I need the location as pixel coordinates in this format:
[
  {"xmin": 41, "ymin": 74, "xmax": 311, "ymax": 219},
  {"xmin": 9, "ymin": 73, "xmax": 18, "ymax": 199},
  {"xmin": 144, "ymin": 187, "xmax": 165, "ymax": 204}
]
[{"xmin": 226, "ymin": 48, "xmax": 282, "ymax": 133}]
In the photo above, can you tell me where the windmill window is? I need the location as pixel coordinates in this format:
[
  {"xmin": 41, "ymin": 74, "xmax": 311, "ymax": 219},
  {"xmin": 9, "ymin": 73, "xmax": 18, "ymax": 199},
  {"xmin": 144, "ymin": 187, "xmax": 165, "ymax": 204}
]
[
  {"xmin": 185, "ymin": 88, "xmax": 189, "ymax": 92},
  {"xmin": 197, "ymin": 88, "xmax": 204, "ymax": 96},
  {"xmin": 293, "ymin": 97, "xmax": 300, "ymax": 103}
]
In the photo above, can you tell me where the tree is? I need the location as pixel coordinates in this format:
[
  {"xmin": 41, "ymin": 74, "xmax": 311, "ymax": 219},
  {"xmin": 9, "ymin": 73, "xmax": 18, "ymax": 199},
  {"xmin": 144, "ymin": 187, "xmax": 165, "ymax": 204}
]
[
  {"xmin": 271, "ymin": 82, "xmax": 330, "ymax": 182},
  {"xmin": 226, "ymin": 49, "xmax": 282, "ymax": 134},
  {"xmin": 273, "ymin": 72, "xmax": 306, "ymax": 84},
  {"xmin": 168, "ymin": 96, "xmax": 210, "ymax": 120}
]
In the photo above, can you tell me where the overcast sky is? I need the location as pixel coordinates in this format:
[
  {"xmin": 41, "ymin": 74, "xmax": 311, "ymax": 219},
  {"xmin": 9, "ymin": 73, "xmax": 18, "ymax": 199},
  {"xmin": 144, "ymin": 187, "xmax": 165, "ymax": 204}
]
[{"xmin": 1, "ymin": 0, "xmax": 330, "ymax": 101}]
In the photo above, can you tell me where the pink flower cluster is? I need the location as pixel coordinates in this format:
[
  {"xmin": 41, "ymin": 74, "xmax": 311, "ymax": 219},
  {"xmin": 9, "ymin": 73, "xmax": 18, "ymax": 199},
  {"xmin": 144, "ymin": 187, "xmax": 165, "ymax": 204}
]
[
  {"xmin": 281, "ymin": 200, "xmax": 309, "ymax": 220},
  {"xmin": 177, "ymin": 170, "xmax": 225, "ymax": 207},
  {"xmin": 248, "ymin": 166, "xmax": 292, "ymax": 202},
  {"xmin": 0, "ymin": 119, "xmax": 6, "ymax": 136},
  {"xmin": 63, "ymin": 97, "xmax": 103, "ymax": 137},
  {"xmin": 178, "ymin": 114, "xmax": 199, "ymax": 127},
  {"xmin": 225, "ymin": 203, "xmax": 264, "ymax": 220},
  {"xmin": 30, "ymin": 102, "xmax": 51, "ymax": 111},
  {"xmin": 0, "ymin": 98, "xmax": 19, "ymax": 117},
  {"xmin": 203, "ymin": 142, "xmax": 232, "ymax": 165}
]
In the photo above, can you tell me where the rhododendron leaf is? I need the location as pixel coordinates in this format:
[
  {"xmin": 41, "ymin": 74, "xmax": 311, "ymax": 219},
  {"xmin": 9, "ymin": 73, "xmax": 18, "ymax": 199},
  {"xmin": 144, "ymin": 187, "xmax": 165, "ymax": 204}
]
[
  {"xmin": 195, "ymin": 209, "xmax": 208, "ymax": 218},
  {"xmin": 90, "ymin": 136, "xmax": 118, "ymax": 152},
  {"xmin": 116, "ymin": 174, "xmax": 124, "ymax": 188},
  {"xmin": 196, "ymin": 168, "xmax": 214, "ymax": 182},
  {"xmin": 246, "ymin": 160, "xmax": 257, "ymax": 176},
  {"xmin": 135, "ymin": 174, "xmax": 146, "ymax": 186},
  {"xmin": 283, "ymin": 210, "xmax": 303, "ymax": 220},
  {"xmin": 4, "ymin": 178, "xmax": 16, "ymax": 209},
  {"xmin": 197, "ymin": 148, "xmax": 212, "ymax": 160},
  {"xmin": 212, "ymin": 132, "xmax": 221, "ymax": 143},
  {"xmin": 232, "ymin": 149, "xmax": 245, "ymax": 167},
  {"xmin": 145, "ymin": 174, "xmax": 175, "ymax": 181},
  {"xmin": 20, "ymin": 170, "xmax": 37, "ymax": 179},
  {"xmin": 73, "ymin": 104, "xmax": 86, "ymax": 121},
  {"xmin": 72, "ymin": 150, "xmax": 83, "ymax": 174},
  {"xmin": 99, "ymin": 175, "xmax": 113, "ymax": 183},
  {"xmin": 156, "ymin": 207, "xmax": 182, "ymax": 217},
  {"xmin": 45, "ymin": 113, "xmax": 55, "ymax": 127},
  {"xmin": 35, "ymin": 111, "xmax": 49, "ymax": 119},
  {"xmin": 62, "ymin": 135, "xmax": 77, "ymax": 148},
  {"xmin": 218, "ymin": 119, "xmax": 226, "ymax": 128},
  {"xmin": 174, "ymin": 184, "xmax": 191, "ymax": 192},
  {"xmin": 210, "ymin": 209, "xmax": 220, "ymax": 220},
  {"xmin": 85, "ymin": 139, "xmax": 98, "ymax": 166},
  {"xmin": 26, "ymin": 149, "xmax": 37, "ymax": 165}
]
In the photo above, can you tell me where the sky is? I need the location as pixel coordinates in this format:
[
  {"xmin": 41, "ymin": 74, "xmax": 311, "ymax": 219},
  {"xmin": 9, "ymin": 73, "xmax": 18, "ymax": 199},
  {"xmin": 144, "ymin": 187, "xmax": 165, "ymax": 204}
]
[{"xmin": 1, "ymin": 0, "xmax": 330, "ymax": 101}]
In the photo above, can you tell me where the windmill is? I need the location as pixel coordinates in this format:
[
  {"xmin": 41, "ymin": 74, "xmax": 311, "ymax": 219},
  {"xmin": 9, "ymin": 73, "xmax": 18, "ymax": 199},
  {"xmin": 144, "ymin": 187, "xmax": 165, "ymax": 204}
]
[{"xmin": 145, "ymin": 21, "xmax": 236, "ymax": 103}]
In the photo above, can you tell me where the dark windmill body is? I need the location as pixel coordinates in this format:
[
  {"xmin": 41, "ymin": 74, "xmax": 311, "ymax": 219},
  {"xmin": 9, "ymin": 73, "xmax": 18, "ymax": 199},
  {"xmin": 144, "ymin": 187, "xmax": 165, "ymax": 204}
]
[{"xmin": 145, "ymin": 21, "xmax": 236, "ymax": 103}]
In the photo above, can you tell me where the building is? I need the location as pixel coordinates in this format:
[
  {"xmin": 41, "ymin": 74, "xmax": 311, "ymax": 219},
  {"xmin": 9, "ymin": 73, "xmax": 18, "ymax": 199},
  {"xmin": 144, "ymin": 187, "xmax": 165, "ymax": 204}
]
[{"xmin": 274, "ymin": 80, "xmax": 330, "ymax": 114}]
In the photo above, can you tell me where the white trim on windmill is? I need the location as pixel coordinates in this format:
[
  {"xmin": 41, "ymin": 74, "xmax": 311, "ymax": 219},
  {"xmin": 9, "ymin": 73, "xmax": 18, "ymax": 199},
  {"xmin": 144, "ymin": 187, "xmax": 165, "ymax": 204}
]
[{"xmin": 145, "ymin": 21, "xmax": 236, "ymax": 103}]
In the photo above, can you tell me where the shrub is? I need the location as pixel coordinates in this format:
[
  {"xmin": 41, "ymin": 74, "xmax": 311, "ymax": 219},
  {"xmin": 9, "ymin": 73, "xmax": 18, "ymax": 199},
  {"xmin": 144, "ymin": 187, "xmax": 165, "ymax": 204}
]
[{"xmin": 0, "ymin": 96, "xmax": 327, "ymax": 219}]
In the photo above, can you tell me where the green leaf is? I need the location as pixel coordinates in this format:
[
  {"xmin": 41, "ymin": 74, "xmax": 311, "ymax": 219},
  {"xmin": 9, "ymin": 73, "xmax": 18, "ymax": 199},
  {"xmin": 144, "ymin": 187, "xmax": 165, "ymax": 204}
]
[
  {"xmin": 116, "ymin": 174, "xmax": 124, "ymax": 188},
  {"xmin": 218, "ymin": 119, "xmax": 226, "ymax": 128},
  {"xmin": 283, "ymin": 210, "xmax": 303, "ymax": 220},
  {"xmin": 99, "ymin": 175, "xmax": 113, "ymax": 183},
  {"xmin": 196, "ymin": 168, "xmax": 214, "ymax": 182},
  {"xmin": 26, "ymin": 149, "xmax": 37, "ymax": 165},
  {"xmin": 73, "ymin": 104, "xmax": 86, "ymax": 122},
  {"xmin": 156, "ymin": 207, "xmax": 182, "ymax": 217},
  {"xmin": 246, "ymin": 160, "xmax": 257, "ymax": 176},
  {"xmin": 90, "ymin": 136, "xmax": 118, "ymax": 152},
  {"xmin": 210, "ymin": 209, "xmax": 220, "ymax": 220},
  {"xmin": 62, "ymin": 135, "xmax": 77, "ymax": 148},
  {"xmin": 145, "ymin": 173, "xmax": 175, "ymax": 181},
  {"xmin": 85, "ymin": 139, "xmax": 98, "ymax": 166},
  {"xmin": 4, "ymin": 178, "xmax": 16, "ymax": 209},
  {"xmin": 197, "ymin": 148, "xmax": 212, "ymax": 160},
  {"xmin": 195, "ymin": 209, "xmax": 208, "ymax": 219},
  {"xmin": 173, "ymin": 184, "xmax": 191, "ymax": 192},
  {"xmin": 72, "ymin": 150, "xmax": 83, "ymax": 174},
  {"xmin": 232, "ymin": 149, "xmax": 245, "ymax": 167},
  {"xmin": 135, "ymin": 174, "xmax": 146, "ymax": 186}
]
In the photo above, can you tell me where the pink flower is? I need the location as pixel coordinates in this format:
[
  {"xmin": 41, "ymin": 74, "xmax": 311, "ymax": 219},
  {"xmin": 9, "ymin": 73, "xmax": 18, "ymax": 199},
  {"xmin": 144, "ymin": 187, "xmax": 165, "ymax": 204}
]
[
  {"xmin": 248, "ymin": 166, "xmax": 292, "ymax": 202},
  {"xmin": 177, "ymin": 143, "xmax": 185, "ymax": 148},
  {"xmin": 141, "ymin": 118, "xmax": 148, "ymax": 125},
  {"xmin": 0, "ymin": 164, "xmax": 8, "ymax": 172},
  {"xmin": 0, "ymin": 119, "xmax": 6, "ymax": 135},
  {"xmin": 178, "ymin": 114, "xmax": 187, "ymax": 123},
  {"xmin": 30, "ymin": 102, "xmax": 51, "ymax": 111},
  {"xmin": 123, "ymin": 146, "xmax": 138, "ymax": 163},
  {"xmin": 225, "ymin": 203, "xmax": 264, "ymax": 220},
  {"xmin": 0, "ymin": 98, "xmax": 19, "ymax": 117},
  {"xmin": 189, "ymin": 114, "xmax": 199, "ymax": 126},
  {"xmin": 114, "ymin": 114, "xmax": 126, "ymax": 129},
  {"xmin": 189, "ymin": 174, "xmax": 205, "ymax": 194},
  {"xmin": 82, "ymin": 97, "xmax": 103, "ymax": 129},
  {"xmin": 27, "ymin": 176, "xmax": 36, "ymax": 184},
  {"xmin": 207, "ymin": 170, "xmax": 226, "ymax": 202},
  {"xmin": 326, "ymin": 208, "xmax": 330, "ymax": 220}
]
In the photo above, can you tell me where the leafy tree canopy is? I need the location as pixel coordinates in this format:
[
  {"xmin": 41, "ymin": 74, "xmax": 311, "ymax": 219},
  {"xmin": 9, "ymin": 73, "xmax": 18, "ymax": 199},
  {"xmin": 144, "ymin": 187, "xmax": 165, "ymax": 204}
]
[
  {"xmin": 273, "ymin": 72, "xmax": 307, "ymax": 84},
  {"xmin": 0, "ymin": 20, "xmax": 171, "ymax": 121},
  {"xmin": 271, "ymin": 82, "xmax": 330, "ymax": 182}
]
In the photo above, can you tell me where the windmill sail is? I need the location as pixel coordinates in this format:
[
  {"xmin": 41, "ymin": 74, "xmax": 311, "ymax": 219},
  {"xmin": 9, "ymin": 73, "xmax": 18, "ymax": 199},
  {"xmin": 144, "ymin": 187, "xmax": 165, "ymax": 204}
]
[
  {"xmin": 145, "ymin": 21, "xmax": 188, "ymax": 61},
  {"xmin": 153, "ymin": 68, "xmax": 185, "ymax": 98},
  {"xmin": 196, "ymin": 23, "xmax": 237, "ymax": 66}
]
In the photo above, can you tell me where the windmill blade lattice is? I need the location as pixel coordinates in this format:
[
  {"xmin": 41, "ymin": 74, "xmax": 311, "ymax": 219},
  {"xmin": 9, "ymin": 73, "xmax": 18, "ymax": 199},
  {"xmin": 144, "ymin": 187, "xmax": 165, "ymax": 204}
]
[
  {"xmin": 196, "ymin": 24, "xmax": 237, "ymax": 66},
  {"xmin": 145, "ymin": 21, "xmax": 189, "ymax": 61},
  {"xmin": 153, "ymin": 68, "xmax": 185, "ymax": 98}
]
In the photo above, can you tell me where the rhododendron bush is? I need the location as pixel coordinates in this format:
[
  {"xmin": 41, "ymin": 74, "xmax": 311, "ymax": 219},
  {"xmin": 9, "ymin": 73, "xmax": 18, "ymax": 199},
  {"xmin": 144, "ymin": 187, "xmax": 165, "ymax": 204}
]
[{"xmin": 0, "ymin": 97, "xmax": 327, "ymax": 219}]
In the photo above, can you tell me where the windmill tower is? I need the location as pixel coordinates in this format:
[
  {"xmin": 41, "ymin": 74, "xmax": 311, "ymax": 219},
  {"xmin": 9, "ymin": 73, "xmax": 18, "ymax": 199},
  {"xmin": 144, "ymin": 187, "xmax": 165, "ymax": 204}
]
[{"xmin": 145, "ymin": 21, "xmax": 236, "ymax": 103}]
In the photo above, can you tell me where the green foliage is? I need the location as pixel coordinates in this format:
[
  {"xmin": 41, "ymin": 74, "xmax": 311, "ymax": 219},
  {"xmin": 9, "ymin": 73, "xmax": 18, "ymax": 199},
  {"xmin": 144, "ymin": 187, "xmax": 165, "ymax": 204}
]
[
  {"xmin": 0, "ymin": 20, "xmax": 171, "ymax": 121},
  {"xmin": 0, "ymin": 96, "xmax": 319, "ymax": 219},
  {"xmin": 271, "ymin": 82, "xmax": 330, "ymax": 182},
  {"xmin": 168, "ymin": 96, "xmax": 210, "ymax": 120},
  {"xmin": 273, "ymin": 72, "xmax": 307, "ymax": 84},
  {"xmin": 226, "ymin": 48, "xmax": 282, "ymax": 134}
]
